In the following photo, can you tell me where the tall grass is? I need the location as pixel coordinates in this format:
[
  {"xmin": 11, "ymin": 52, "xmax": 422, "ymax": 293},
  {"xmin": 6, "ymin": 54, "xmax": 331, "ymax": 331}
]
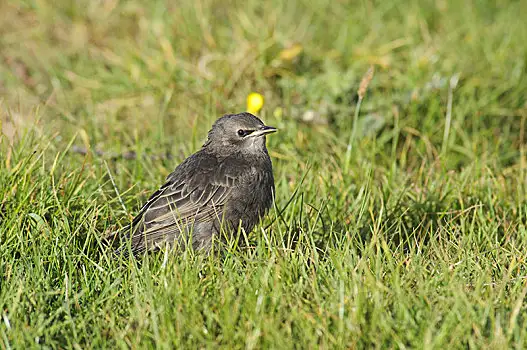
[{"xmin": 1, "ymin": 0, "xmax": 527, "ymax": 348}]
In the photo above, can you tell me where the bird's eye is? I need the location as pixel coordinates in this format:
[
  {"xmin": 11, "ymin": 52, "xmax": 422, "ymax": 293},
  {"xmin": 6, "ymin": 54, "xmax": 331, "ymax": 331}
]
[{"xmin": 237, "ymin": 129, "xmax": 247, "ymax": 137}]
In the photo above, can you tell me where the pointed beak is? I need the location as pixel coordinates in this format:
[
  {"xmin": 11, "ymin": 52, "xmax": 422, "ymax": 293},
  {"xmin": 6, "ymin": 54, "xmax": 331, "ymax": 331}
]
[{"xmin": 250, "ymin": 125, "xmax": 277, "ymax": 137}]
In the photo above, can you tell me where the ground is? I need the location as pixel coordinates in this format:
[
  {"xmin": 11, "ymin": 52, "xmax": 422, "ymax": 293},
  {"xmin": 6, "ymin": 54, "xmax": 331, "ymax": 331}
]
[{"xmin": 1, "ymin": 0, "xmax": 527, "ymax": 348}]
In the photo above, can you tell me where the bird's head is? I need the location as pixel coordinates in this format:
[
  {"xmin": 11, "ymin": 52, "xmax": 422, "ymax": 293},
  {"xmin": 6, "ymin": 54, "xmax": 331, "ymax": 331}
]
[{"xmin": 204, "ymin": 113, "xmax": 277, "ymax": 154}]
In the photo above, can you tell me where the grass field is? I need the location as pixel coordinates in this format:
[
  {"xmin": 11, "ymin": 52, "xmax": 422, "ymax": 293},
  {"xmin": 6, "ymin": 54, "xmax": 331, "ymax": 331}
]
[{"xmin": 2, "ymin": 0, "xmax": 527, "ymax": 348}]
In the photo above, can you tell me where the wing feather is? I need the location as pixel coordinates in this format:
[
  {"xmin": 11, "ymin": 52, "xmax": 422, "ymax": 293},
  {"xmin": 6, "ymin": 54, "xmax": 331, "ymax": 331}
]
[{"xmin": 120, "ymin": 151, "xmax": 246, "ymax": 254}]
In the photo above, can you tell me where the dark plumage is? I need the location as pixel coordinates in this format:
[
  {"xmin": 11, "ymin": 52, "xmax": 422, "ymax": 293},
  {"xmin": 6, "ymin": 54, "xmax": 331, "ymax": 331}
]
[{"xmin": 112, "ymin": 112, "xmax": 276, "ymax": 256}]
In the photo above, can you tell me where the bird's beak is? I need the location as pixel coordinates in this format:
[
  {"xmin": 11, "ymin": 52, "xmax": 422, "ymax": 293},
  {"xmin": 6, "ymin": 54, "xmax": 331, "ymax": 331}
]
[{"xmin": 250, "ymin": 125, "xmax": 277, "ymax": 137}]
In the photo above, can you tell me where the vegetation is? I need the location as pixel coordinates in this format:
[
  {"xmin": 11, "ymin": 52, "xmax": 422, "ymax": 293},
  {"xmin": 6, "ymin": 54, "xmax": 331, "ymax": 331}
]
[{"xmin": 1, "ymin": 0, "xmax": 527, "ymax": 348}]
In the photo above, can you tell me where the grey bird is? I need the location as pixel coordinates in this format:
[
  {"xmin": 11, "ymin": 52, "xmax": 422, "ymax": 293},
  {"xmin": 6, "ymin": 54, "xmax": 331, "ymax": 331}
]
[{"xmin": 111, "ymin": 112, "xmax": 277, "ymax": 256}]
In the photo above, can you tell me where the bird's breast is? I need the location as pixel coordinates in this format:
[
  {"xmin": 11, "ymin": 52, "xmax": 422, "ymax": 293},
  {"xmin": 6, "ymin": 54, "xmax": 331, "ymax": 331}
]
[{"xmin": 225, "ymin": 158, "xmax": 274, "ymax": 232}]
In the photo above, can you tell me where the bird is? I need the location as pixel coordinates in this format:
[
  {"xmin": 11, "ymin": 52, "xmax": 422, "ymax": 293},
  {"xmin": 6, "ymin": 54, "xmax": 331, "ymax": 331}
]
[{"xmin": 110, "ymin": 112, "xmax": 277, "ymax": 256}]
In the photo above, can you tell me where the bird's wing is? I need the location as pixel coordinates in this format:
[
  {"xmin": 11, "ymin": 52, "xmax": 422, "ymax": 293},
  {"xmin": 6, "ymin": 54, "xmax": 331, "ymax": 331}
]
[{"xmin": 123, "ymin": 152, "xmax": 248, "ymax": 254}]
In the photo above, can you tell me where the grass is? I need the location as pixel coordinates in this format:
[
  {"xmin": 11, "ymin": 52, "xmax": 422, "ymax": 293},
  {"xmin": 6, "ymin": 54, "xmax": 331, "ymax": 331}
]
[{"xmin": 1, "ymin": 0, "xmax": 527, "ymax": 348}]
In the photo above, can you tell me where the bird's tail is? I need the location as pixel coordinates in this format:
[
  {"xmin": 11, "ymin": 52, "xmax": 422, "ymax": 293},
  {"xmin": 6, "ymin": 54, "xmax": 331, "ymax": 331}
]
[{"xmin": 102, "ymin": 225, "xmax": 135, "ymax": 258}]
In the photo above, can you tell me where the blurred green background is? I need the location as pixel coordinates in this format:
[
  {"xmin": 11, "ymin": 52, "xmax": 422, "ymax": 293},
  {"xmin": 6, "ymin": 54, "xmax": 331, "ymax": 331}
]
[{"xmin": 3, "ymin": 0, "xmax": 525, "ymax": 162}]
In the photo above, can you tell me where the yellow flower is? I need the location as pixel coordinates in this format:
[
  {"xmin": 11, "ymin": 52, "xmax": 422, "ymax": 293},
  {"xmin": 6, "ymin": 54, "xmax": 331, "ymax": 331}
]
[{"xmin": 247, "ymin": 92, "xmax": 264, "ymax": 115}]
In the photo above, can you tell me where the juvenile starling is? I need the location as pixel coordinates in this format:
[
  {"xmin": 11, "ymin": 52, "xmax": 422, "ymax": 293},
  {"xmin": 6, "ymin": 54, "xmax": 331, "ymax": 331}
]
[{"xmin": 112, "ymin": 112, "xmax": 277, "ymax": 256}]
